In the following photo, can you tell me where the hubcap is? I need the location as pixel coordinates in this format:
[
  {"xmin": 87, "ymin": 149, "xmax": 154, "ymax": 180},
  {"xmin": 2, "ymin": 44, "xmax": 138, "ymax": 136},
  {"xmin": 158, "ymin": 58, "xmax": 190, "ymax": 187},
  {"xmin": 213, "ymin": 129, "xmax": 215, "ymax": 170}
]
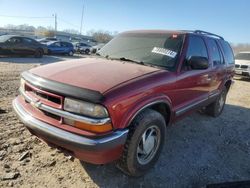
[{"xmin": 137, "ymin": 125, "xmax": 161, "ymax": 165}]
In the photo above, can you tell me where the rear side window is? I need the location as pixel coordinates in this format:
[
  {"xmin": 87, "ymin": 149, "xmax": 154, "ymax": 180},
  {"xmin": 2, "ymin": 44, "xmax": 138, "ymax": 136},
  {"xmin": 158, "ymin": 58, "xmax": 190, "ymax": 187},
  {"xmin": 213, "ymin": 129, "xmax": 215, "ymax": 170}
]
[
  {"xmin": 23, "ymin": 38, "xmax": 34, "ymax": 44},
  {"xmin": 207, "ymin": 39, "xmax": 223, "ymax": 66},
  {"xmin": 186, "ymin": 35, "xmax": 208, "ymax": 59},
  {"xmin": 220, "ymin": 41, "xmax": 234, "ymax": 64}
]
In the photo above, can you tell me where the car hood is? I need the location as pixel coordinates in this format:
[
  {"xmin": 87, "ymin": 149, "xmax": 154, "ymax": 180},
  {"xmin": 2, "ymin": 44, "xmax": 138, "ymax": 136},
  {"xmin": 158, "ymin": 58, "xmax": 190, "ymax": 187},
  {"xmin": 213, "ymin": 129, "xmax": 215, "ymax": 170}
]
[
  {"xmin": 29, "ymin": 57, "xmax": 160, "ymax": 93},
  {"xmin": 235, "ymin": 59, "xmax": 250, "ymax": 65}
]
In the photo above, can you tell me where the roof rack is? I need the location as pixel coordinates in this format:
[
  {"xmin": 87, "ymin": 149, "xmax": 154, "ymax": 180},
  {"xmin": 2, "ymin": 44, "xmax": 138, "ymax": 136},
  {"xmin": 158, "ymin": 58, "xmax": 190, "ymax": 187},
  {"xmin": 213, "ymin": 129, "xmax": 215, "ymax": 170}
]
[{"xmin": 194, "ymin": 30, "xmax": 224, "ymax": 40}]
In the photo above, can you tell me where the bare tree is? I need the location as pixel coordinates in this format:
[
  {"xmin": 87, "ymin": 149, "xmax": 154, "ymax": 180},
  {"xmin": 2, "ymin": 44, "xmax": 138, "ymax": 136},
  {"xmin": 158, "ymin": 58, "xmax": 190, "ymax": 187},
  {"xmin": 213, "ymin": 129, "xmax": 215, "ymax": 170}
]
[{"xmin": 87, "ymin": 30, "xmax": 114, "ymax": 43}]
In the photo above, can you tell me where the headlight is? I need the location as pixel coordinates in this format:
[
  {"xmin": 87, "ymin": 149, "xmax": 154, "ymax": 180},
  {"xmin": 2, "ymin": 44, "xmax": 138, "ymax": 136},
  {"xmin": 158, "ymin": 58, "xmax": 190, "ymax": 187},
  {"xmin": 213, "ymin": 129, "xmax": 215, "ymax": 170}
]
[
  {"xmin": 20, "ymin": 78, "xmax": 26, "ymax": 92},
  {"xmin": 64, "ymin": 98, "xmax": 109, "ymax": 118}
]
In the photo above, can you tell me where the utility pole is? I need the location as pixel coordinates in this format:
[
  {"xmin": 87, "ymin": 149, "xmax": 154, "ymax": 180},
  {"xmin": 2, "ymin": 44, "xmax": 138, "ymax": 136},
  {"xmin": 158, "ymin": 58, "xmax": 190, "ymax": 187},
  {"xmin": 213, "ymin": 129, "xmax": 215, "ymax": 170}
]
[
  {"xmin": 80, "ymin": 0, "xmax": 84, "ymax": 35},
  {"xmin": 54, "ymin": 13, "xmax": 57, "ymax": 32}
]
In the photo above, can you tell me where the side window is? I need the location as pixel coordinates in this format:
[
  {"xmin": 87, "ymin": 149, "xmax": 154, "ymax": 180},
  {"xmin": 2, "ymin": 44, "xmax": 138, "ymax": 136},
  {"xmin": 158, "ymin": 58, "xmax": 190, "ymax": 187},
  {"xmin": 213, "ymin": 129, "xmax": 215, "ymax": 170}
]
[
  {"xmin": 220, "ymin": 41, "xmax": 235, "ymax": 64},
  {"xmin": 8, "ymin": 37, "xmax": 21, "ymax": 44},
  {"xmin": 54, "ymin": 42, "xmax": 61, "ymax": 47},
  {"xmin": 23, "ymin": 38, "xmax": 34, "ymax": 44},
  {"xmin": 186, "ymin": 35, "xmax": 208, "ymax": 60},
  {"xmin": 207, "ymin": 39, "xmax": 222, "ymax": 66}
]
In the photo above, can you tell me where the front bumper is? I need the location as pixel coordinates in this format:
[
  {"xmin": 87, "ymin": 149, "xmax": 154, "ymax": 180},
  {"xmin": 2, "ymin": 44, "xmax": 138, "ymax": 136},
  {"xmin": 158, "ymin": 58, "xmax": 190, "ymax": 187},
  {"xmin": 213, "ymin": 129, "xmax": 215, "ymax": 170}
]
[
  {"xmin": 235, "ymin": 69, "xmax": 250, "ymax": 77},
  {"xmin": 13, "ymin": 98, "xmax": 128, "ymax": 164}
]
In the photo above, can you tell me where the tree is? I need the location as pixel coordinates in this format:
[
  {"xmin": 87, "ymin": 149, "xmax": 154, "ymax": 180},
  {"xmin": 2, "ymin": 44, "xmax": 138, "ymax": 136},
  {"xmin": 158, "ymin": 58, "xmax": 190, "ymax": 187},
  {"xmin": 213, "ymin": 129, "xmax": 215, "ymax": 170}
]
[
  {"xmin": 63, "ymin": 29, "xmax": 80, "ymax": 35},
  {"xmin": 87, "ymin": 30, "xmax": 114, "ymax": 43}
]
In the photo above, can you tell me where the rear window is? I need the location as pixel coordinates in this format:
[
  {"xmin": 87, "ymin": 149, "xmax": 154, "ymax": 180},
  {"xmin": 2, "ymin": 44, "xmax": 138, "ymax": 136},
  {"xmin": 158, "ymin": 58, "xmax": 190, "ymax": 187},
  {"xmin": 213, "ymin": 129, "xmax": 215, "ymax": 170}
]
[{"xmin": 220, "ymin": 41, "xmax": 234, "ymax": 64}]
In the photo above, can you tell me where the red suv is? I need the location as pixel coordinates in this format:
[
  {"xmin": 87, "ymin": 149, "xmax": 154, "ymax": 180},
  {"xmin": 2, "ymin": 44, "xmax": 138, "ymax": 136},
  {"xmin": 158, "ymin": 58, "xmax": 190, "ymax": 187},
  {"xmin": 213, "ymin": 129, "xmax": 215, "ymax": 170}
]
[{"xmin": 13, "ymin": 30, "xmax": 235, "ymax": 176}]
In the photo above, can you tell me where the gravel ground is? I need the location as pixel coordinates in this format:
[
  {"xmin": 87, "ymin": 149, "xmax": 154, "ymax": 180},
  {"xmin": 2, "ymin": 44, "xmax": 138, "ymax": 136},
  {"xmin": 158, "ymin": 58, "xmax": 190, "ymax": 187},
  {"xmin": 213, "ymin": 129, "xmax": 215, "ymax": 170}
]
[{"xmin": 0, "ymin": 57, "xmax": 249, "ymax": 188}]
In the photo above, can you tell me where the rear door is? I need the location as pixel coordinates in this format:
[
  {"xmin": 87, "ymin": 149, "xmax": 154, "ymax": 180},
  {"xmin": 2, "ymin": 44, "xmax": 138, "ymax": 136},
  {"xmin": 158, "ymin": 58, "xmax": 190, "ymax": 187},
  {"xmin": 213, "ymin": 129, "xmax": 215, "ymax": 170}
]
[
  {"xmin": 206, "ymin": 38, "xmax": 226, "ymax": 96},
  {"xmin": 21, "ymin": 38, "xmax": 37, "ymax": 54},
  {"xmin": 50, "ymin": 42, "xmax": 62, "ymax": 54},
  {"xmin": 174, "ymin": 35, "xmax": 212, "ymax": 116},
  {"xmin": 219, "ymin": 41, "xmax": 235, "ymax": 81}
]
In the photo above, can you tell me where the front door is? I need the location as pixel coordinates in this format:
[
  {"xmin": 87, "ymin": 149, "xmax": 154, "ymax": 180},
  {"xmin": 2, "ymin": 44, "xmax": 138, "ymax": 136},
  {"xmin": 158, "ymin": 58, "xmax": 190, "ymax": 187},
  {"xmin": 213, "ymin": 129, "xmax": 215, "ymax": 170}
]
[{"xmin": 174, "ymin": 35, "xmax": 212, "ymax": 116}]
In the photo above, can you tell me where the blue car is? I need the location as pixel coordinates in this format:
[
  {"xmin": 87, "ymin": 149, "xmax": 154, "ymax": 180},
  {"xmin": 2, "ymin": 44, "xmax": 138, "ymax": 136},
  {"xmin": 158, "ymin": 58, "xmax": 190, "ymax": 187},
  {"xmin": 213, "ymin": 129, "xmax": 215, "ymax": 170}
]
[{"xmin": 47, "ymin": 41, "xmax": 75, "ymax": 56}]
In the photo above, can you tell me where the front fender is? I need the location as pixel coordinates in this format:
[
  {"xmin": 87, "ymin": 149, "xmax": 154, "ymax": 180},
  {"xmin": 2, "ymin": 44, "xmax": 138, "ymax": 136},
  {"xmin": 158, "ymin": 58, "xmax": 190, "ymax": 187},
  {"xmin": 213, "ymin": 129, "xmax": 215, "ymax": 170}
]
[{"xmin": 109, "ymin": 94, "xmax": 173, "ymax": 129}]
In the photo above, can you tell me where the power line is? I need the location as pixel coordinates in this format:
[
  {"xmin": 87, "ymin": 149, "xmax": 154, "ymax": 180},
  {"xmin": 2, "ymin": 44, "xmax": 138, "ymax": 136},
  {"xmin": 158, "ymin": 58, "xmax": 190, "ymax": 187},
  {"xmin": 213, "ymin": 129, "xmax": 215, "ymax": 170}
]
[
  {"xmin": 0, "ymin": 14, "xmax": 53, "ymax": 19},
  {"xmin": 0, "ymin": 14, "xmax": 80, "ymax": 31},
  {"xmin": 57, "ymin": 18, "xmax": 79, "ymax": 29}
]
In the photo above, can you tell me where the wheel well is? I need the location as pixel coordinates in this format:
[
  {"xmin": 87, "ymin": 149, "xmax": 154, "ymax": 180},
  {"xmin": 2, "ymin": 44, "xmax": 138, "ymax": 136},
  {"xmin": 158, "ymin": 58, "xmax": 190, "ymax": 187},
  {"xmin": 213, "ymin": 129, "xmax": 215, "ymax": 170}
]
[
  {"xmin": 225, "ymin": 80, "xmax": 232, "ymax": 91},
  {"xmin": 37, "ymin": 48, "xmax": 44, "ymax": 53},
  {"xmin": 149, "ymin": 103, "xmax": 171, "ymax": 126}
]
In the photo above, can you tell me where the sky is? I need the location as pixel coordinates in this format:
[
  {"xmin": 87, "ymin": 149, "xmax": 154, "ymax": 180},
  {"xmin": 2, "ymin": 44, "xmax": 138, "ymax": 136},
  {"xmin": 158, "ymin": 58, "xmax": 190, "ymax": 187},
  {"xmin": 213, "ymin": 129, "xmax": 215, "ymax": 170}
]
[{"xmin": 0, "ymin": 0, "xmax": 249, "ymax": 44}]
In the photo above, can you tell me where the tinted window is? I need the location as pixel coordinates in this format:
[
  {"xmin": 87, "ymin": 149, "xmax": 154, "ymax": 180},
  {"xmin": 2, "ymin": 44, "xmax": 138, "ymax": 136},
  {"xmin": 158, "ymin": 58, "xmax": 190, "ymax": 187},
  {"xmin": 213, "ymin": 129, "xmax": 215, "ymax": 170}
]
[
  {"xmin": 99, "ymin": 33, "xmax": 184, "ymax": 70},
  {"xmin": 207, "ymin": 39, "xmax": 222, "ymax": 65},
  {"xmin": 23, "ymin": 38, "xmax": 34, "ymax": 43},
  {"xmin": 61, "ymin": 42, "xmax": 72, "ymax": 47},
  {"xmin": 53, "ymin": 42, "xmax": 61, "ymax": 47},
  {"xmin": 220, "ymin": 41, "xmax": 234, "ymax": 64},
  {"xmin": 186, "ymin": 35, "xmax": 208, "ymax": 59},
  {"xmin": 8, "ymin": 37, "xmax": 21, "ymax": 44}
]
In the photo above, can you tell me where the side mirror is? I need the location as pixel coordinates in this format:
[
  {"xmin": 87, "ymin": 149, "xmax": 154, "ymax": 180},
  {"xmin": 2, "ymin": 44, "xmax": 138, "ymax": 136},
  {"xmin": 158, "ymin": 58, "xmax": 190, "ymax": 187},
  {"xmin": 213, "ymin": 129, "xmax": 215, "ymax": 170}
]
[{"xmin": 188, "ymin": 56, "xmax": 209, "ymax": 70}]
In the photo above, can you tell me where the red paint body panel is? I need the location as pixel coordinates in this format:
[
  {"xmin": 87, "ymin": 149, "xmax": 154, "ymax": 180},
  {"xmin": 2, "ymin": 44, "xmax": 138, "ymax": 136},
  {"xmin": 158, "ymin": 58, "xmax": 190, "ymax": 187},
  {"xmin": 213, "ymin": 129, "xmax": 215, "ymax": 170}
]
[{"xmin": 30, "ymin": 58, "xmax": 160, "ymax": 93}]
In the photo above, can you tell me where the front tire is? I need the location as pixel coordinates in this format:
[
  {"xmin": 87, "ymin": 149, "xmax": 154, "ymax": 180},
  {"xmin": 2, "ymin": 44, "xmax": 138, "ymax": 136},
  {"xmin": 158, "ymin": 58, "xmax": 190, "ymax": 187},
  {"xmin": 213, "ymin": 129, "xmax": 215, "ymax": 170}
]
[
  {"xmin": 205, "ymin": 86, "xmax": 227, "ymax": 117},
  {"xmin": 68, "ymin": 51, "xmax": 74, "ymax": 56},
  {"xmin": 85, "ymin": 49, "xmax": 90, "ymax": 54},
  {"xmin": 34, "ymin": 49, "xmax": 43, "ymax": 58},
  {"xmin": 117, "ymin": 109, "xmax": 166, "ymax": 176}
]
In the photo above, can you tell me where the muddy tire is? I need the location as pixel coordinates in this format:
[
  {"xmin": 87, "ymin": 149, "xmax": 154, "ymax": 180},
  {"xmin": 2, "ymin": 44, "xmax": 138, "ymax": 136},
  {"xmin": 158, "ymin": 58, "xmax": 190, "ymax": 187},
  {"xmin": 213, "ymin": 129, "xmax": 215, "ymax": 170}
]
[
  {"xmin": 205, "ymin": 86, "xmax": 227, "ymax": 117},
  {"xmin": 116, "ymin": 109, "xmax": 166, "ymax": 177}
]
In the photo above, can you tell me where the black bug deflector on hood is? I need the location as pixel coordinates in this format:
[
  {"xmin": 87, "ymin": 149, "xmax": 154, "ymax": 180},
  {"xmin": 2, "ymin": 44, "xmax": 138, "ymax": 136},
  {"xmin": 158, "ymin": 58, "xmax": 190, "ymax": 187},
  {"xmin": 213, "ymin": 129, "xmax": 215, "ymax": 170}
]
[{"xmin": 21, "ymin": 71, "xmax": 105, "ymax": 103}]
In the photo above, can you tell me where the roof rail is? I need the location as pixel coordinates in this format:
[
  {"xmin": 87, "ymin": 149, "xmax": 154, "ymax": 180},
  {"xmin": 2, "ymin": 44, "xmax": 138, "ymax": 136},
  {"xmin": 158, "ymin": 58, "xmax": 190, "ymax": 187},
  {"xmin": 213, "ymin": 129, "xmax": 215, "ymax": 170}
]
[{"xmin": 194, "ymin": 30, "xmax": 224, "ymax": 40}]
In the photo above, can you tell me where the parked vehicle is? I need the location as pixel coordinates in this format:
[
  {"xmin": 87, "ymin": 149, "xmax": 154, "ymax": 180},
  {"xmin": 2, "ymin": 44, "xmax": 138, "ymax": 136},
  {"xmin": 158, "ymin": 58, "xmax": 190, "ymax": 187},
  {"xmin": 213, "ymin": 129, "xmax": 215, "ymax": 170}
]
[
  {"xmin": 91, "ymin": 43, "xmax": 105, "ymax": 53},
  {"xmin": 47, "ymin": 41, "xmax": 74, "ymax": 56},
  {"xmin": 74, "ymin": 42, "xmax": 92, "ymax": 54},
  {"xmin": 234, "ymin": 52, "xmax": 250, "ymax": 78},
  {"xmin": 13, "ymin": 30, "xmax": 234, "ymax": 176},
  {"xmin": 0, "ymin": 35, "xmax": 47, "ymax": 58}
]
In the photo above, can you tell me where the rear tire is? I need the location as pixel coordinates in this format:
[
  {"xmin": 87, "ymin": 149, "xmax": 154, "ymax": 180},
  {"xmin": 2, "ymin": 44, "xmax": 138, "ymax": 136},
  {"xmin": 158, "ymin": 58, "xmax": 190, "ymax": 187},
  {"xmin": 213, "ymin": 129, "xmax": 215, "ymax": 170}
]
[
  {"xmin": 205, "ymin": 86, "xmax": 227, "ymax": 117},
  {"xmin": 34, "ymin": 49, "xmax": 43, "ymax": 58},
  {"xmin": 116, "ymin": 109, "xmax": 166, "ymax": 177},
  {"xmin": 85, "ymin": 49, "xmax": 90, "ymax": 54},
  {"xmin": 68, "ymin": 51, "xmax": 74, "ymax": 56}
]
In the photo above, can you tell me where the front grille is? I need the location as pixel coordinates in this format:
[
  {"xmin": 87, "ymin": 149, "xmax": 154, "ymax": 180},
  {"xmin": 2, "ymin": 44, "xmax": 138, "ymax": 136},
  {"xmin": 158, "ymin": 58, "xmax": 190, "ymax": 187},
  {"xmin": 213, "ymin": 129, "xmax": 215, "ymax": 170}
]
[
  {"xmin": 25, "ymin": 82, "xmax": 63, "ymax": 108},
  {"xmin": 241, "ymin": 65, "xmax": 248, "ymax": 69},
  {"xmin": 23, "ymin": 82, "xmax": 64, "ymax": 122},
  {"xmin": 235, "ymin": 64, "xmax": 240, "ymax": 68}
]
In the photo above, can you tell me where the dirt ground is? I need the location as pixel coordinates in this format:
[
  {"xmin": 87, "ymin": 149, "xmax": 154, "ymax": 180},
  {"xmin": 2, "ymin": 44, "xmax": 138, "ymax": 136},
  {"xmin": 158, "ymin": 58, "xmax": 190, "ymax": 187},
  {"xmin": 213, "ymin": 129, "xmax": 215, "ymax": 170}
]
[{"xmin": 0, "ymin": 57, "xmax": 249, "ymax": 188}]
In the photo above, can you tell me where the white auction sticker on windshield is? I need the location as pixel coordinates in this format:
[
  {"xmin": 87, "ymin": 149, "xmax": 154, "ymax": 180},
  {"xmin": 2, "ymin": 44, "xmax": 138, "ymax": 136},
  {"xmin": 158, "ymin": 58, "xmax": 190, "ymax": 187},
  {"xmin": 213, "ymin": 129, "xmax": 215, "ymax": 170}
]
[{"xmin": 151, "ymin": 47, "xmax": 177, "ymax": 58}]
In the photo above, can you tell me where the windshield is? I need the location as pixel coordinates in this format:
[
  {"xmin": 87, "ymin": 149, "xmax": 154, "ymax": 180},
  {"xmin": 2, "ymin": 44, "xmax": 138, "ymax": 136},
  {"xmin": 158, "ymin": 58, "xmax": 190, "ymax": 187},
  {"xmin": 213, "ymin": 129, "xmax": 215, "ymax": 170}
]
[
  {"xmin": 0, "ymin": 35, "xmax": 12, "ymax": 42},
  {"xmin": 98, "ymin": 32, "xmax": 184, "ymax": 70},
  {"xmin": 235, "ymin": 53, "xmax": 250, "ymax": 60}
]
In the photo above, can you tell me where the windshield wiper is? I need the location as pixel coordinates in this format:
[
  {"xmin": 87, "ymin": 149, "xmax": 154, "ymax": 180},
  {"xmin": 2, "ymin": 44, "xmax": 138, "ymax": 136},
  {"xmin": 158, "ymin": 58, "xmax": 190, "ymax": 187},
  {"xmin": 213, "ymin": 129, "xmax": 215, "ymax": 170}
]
[{"xmin": 119, "ymin": 57, "xmax": 145, "ymax": 65}]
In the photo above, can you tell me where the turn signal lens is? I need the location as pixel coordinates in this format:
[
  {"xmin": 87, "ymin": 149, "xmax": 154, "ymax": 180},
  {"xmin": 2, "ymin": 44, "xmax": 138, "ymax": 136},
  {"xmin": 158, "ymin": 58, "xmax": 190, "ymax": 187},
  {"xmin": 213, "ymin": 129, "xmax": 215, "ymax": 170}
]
[
  {"xmin": 74, "ymin": 122, "xmax": 112, "ymax": 133},
  {"xmin": 64, "ymin": 118, "xmax": 112, "ymax": 133}
]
